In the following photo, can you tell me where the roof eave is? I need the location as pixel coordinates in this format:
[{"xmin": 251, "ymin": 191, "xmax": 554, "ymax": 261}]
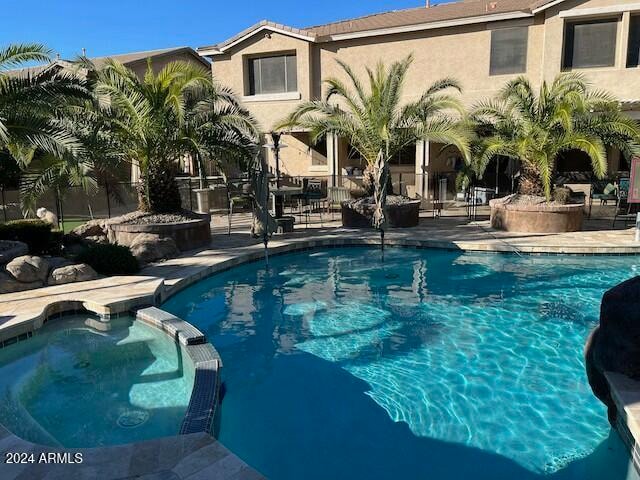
[{"xmin": 198, "ymin": 23, "xmax": 317, "ymax": 57}]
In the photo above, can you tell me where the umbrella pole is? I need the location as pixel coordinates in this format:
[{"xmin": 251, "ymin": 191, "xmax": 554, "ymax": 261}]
[{"xmin": 263, "ymin": 234, "xmax": 269, "ymax": 266}]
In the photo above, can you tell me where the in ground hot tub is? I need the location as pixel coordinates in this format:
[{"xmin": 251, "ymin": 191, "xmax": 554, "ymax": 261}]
[{"xmin": 0, "ymin": 314, "xmax": 195, "ymax": 447}]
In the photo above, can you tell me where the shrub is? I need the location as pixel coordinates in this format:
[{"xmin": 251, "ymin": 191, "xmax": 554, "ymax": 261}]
[
  {"xmin": 553, "ymin": 186, "xmax": 573, "ymax": 205},
  {"xmin": 76, "ymin": 243, "xmax": 140, "ymax": 275},
  {"xmin": 0, "ymin": 219, "xmax": 59, "ymax": 254}
]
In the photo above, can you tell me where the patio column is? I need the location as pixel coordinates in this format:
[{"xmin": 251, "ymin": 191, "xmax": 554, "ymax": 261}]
[
  {"xmin": 327, "ymin": 133, "xmax": 339, "ymax": 187},
  {"xmin": 415, "ymin": 140, "xmax": 430, "ymax": 208}
]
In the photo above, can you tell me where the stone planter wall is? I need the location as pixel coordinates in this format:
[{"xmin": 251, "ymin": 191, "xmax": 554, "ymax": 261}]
[
  {"xmin": 490, "ymin": 198, "xmax": 584, "ymax": 233},
  {"xmin": 341, "ymin": 200, "xmax": 421, "ymax": 228},
  {"xmin": 108, "ymin": 214, "xmax": 211, "ymax": 251}
]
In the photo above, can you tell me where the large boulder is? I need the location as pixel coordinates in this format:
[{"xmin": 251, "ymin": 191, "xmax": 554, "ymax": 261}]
[
  {"xmin": 48, "ymin": 263, "xmax": 98, "ymax": 286},
  {"xmin": 5, "ymin": 255, "xmax": 49, "ymax": 283},
  {"xmin": 0, "ymin": 271, "xmax": 42, "ymax": 293},
  {"xmin": 585, "ymin": 276, "xmax": 640, "ymax": 423},
  {"xmin": 71, "ymin": 219, "xmax": 108, "ymax": 240},
  {"xmin": 129, "ymin": 233, "xmax": 179, "ymax": 264}
]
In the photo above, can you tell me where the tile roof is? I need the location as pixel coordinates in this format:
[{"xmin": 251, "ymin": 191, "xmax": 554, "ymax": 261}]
[
  {"xmin": 305, "ymin": 0, "xmax": 536, "ymax": 37},
  {"xmin": 199, "ymin": 0, "xmax": 564, "ymax": 53},
  {"xmin": 5, "ymin": 46, "xmax": 208, "ymax": 77}
]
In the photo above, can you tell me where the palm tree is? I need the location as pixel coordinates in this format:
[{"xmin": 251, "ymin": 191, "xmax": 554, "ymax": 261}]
[
  {"xmin": 277, "ymin": 55, "xmax": 470, "ymax": 246},
  {"xmin": 278, "ymin": 54, "xmax": 470, "ymax": 193},
  {"xmin": 92, "ymin": 59, "xmax": 257, "ymax": 213},
  {"xmin": 0, "ymin": 44, "xmax": 90, "ymax": 193},
  {"xmin": 471, "ymin": 73, "xmax": 640, "ymax": 200}
]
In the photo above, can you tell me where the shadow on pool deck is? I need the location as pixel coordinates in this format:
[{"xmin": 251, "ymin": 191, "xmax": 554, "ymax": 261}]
[{"xmin": 217, "ymin": 351, "xmax": 635, "ymax": 480}]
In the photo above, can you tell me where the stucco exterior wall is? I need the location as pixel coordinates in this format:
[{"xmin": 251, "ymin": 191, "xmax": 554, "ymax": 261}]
[
  {"xmin": 541, "ymin": 0, "xmax": 640, "ymax": 100},
  {"xmin": 206, "ymin": 0, "xmax": 640, "ymax": 183},
  {"xmin": 317, "ymin": 18, "xmax": 544, "ymax": 109},
  {"xmin": 128, "ymin": 52, "xmax": 209, "ymax": 78},
  {"xmin": 211, "ymin": 32, "xmax": 312, "ymax": 131}
]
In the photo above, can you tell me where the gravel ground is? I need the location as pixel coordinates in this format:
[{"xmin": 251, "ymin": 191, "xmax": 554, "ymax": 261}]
[
  {"xmin": 495, "ymin": 194, "xmax": 565, "ymax": 206},
  {"xmin": 114, "ymin": 210, "xmax": 202, "ymax": 225}
]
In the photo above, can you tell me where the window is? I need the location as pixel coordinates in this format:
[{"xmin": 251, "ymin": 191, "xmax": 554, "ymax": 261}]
[
  {"xmin": 248, "ymin": 54, "xmax": 297, "ymax": 95},
  {"xmin": 563, "ymin": 18, "xmax": 618, "ymax": 69},
  {"xmin": 490, "ymin": 27, "xmax": 528, "ymax": 75},
  {"xmin": 389, "ymin": 144, "xmax": 416, "ymax": 166},
  {"xmin": 627, "ymin": 15, "xmax": 640, "ymax": 67}
]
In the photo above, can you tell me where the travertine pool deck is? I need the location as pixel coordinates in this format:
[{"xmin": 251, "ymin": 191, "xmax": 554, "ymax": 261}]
[{"xmin": 1, "ymin": 214, "xmax": 640, "ymax": 479}]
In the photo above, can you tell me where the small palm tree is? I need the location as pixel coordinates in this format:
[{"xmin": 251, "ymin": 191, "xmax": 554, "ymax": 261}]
[
  {"xmin": 278, "ymin": 54, "xmax": 470, "ymax": 193},
  {"xmin": 471, "ymin": 74, "xmax": 640, "ymax": 200},
  {"xmin": 93, "ymin": 59, "xmax": 257, "ymax": 213}
]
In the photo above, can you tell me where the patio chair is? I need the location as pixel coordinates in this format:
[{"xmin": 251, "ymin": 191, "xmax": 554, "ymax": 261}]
[
  {"xmin": 298, "ymin": 179, "xmax": 326, "ymax": 227},
  {"xmin": 613, "ymin": 177, "xmax": 638, "ymax": 227},
  {"xmin": 589, "ymin": 179, "xmax": 617, "ymax": 218},
  {"xmin": 326, "ymin": 187, "xmax": 351, "ymax": 220}
]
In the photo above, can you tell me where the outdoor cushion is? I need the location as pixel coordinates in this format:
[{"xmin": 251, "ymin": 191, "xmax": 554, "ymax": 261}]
[{"xmin": 603, "ymin": 183, "xmax": 616, "ymax": 195}]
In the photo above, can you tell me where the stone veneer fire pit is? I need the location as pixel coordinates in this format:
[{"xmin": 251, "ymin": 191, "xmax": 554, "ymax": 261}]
[{"xmin": 490, "ymin": 195, "xmax": 584, "ymax": 233}]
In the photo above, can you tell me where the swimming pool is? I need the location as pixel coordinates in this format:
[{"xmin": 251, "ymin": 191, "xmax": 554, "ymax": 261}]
[
  {"xmin": 164, "ymin": 247, "xmax": 640, "ymax": 480},
  {"xmin": 0, "ymin": 314, "xmax": 194, "ymax": 448}
]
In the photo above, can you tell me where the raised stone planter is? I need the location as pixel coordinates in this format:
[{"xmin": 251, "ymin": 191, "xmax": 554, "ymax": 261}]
[
  {"xmin": 341, "ymin": 200, "xmax": 421, "ymax": 228},
  {"xmin": 490, "ymin": 196, "xmax": 584, "ymax": 233},
  {"xmin": 108, "ymin": 214, "xmax": 211, "ymax": 251}
]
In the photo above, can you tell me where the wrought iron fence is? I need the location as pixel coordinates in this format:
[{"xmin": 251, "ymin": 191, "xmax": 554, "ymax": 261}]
[{"xmin": 0, "ymin": 170, "xmax": 512, "ymax": 230}]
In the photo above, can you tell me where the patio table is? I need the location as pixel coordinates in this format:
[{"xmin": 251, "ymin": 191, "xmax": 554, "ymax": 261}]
[{"xmin": 271, "ymin": 186, "xmax": 303, "ymax": 218}]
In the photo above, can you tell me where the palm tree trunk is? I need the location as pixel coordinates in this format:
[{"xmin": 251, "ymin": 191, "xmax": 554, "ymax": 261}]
[
  {"xmin": 518, "ymin": 162, "xmax": 545, "ymax": 197},
  {"xmin": 140, "ymin": 159, "xmax": 182, "ymax": 213}
]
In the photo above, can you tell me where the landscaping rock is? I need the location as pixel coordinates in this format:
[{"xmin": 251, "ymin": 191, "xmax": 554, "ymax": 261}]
[
  {"xmin": 71, "ymin": 219, "xmax": 108, "ymax": 239},
  {"xmin": 585, "ymin": 276, "xmax": 640, "ymax": 423},
  {"xmin": 129, "ymin": 233, "xmax": 179, "ymax": 264},
  {"xmin": 0, "ymin": 271, "xmax": 42, "ymax": 293},
  {"xmin": 48, "ymin": 263, "xmax": 98, "ymax": 285},
  {"xmin": 5, "ymin": 255, "xmax": 49, "ymax": 283},
  {"xmin": 0, "ymin": 240, "xmax": 28, "ymax": 265}
]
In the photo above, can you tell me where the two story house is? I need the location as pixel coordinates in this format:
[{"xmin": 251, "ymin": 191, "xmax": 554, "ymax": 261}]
[{"xmin": 198, "ymin": 0, "xmax": 640, "ymax": 203}]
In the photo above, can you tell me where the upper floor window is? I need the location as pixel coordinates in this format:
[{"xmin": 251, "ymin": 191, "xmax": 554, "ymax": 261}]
[
  {"xmin": 490, "ymin": 27, "xmax": 528, "ymax": 75},
  {"xmin": 248, "ymin": 54, "xmax": 297, "ymax": 95},
  {"xmin": 563, "ymin": 18, "xmax": 618, "ymax": 69},
  {"xmin": 627, "ymin": 15, "xmax": 640, "ymax": 67}
]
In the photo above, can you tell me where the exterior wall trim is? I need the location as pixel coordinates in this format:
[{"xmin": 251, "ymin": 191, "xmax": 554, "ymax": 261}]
[
  {"xmin": 199, "ymin": 25, "xmax": 316, "ymax": 56},
  {"xmin": 531, "ymin": 0, "xmax": 567, "ymax": 14},
  {"xmin": 241, "ymin": 91, "xmax": 302, "ymax": 102},
  {"xmin": 325, "ymin": 11, "xmax": 534, "ymax": 42},
  {"xmin": 559, "ymin": 3, "xmax": 640, "ymax": 18}
]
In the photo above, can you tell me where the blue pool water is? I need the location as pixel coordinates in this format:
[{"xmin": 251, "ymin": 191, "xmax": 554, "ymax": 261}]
[
  {"xmin": 0, "ymin": 315, "xmax": 194, "ymax": 447},
  {"xmin": 164, "ymin": 248, "xmax": 640, "ymax": 480}
]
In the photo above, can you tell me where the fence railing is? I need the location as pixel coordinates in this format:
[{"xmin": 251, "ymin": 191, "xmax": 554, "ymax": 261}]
[{"xmin": 0, "ymin": 171, "xmax": 512, "ymax": 230}]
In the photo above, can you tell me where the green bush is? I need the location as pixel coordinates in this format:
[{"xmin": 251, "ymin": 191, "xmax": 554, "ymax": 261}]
[
  {"xmin": 553, "ymin": 186, "xmax": 572, "ymax": 205},
  {"xmin": 0, "ymin": 219, "xmax": 59, "ymax": 254},
  {"xmin": 76, "ymin": 243, "xmax": 140, "ymax": 275}
]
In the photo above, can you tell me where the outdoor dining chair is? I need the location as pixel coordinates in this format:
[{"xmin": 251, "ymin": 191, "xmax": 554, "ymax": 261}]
[{"xmin": 326, "ymin": 187, "xmax": 351, "ymax": 220}]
